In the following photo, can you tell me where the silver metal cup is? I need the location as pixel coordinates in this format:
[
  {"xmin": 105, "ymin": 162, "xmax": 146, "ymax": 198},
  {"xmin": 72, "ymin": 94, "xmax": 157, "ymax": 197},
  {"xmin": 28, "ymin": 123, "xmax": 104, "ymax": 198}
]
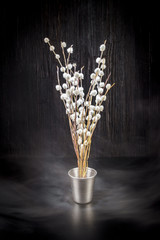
[{"xmin": 68, "ymin": 167, "xmax": 97, "ymax": 204}]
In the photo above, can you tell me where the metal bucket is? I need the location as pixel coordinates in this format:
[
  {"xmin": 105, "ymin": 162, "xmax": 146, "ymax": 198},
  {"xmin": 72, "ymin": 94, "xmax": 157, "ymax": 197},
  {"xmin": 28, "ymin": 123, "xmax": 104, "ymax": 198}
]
[{"xmin": 68, "ymin": 167, "xmax": 97, "ymax": 204}]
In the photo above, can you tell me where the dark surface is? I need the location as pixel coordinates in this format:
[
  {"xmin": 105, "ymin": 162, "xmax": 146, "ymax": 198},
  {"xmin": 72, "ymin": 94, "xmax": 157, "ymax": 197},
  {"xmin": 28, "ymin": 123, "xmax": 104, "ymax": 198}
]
[
  {"xmin": 0, "ymin": 0, "xmax": 160, "ymax": 239},
  {"xmin": 0, "ymin": 156, "xmax": 160, "ymax": 240}
]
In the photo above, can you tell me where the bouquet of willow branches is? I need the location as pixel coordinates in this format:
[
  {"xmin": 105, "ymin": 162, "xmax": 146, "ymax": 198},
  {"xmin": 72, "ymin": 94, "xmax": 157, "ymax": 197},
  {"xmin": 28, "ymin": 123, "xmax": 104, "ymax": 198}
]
[{"xmin": 44, "ymin": 38, "xmax": 115, "ymax": 177}]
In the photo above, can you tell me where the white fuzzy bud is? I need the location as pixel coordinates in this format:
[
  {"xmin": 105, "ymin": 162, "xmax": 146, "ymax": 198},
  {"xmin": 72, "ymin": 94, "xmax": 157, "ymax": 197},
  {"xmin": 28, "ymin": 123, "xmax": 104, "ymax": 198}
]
[
  {"xmin": 90, "ymin": 90, "xmax": 97, "ymax": 97},
  {"xmin": 98, "ymin": 88, "xmax": 103, "ymax": 94},
  {"xmin": 70, "ymin": 86, "xmax": 75, "ymax": 92},
  {"xmin": 96, "ymin": 76, "xmax": 101, "ymax": 82},
  {"xmin": 74, "ymin": 80, "xmax": 78, "ymax": 86},
  {"xmin": 94, "ymin": 68, "xmax": 100, "ymax": 74},
  {"xmin": 92, "ymin": 116, "xmax": 96, "ymax": 122},
  {"xmin": 101, "ymin": 95, "xmax": 107, "ymax": 101},
  {"xmin": 60, "ymin": 66, "xmax": 66, "ymax": 72},
  {"xmin": 77, "ymin": 129, "xmax": 83, "ymax": 135},
  {"xmin": 79, "ymin": 87, "xmax": 84, "ymax": 92},
  {"xmin": 44, "ymin": 37, "xmax": 49, "ymax": 43},
  {"xmin": 67, "ymin": 47, "xmax": 73, "ymax": 54},
  {"xmin": 100, "ymin": 82, "xmax": 105, "ymax": 88},
  {"xmin": 55, "ymin": 54, "xmax": 60, "ymax": 59},
  {"xmin": 60, "ymin": 94, "xmax": 67, "ymax": 100},
  {"xmin": 100, "ymin": 105, "xmax": 104, "ymax": 111},
  {"xmin": 66, "ymin": 74, "xmax": 71, "ymax": 81},
  {"xmin": 73, "ymin": 89, "xmax": 79, "ymax": 96},
  {"xmin": 79, "ymin": 73, "xmax": 84, "ymax": 79},
  {"xmin": 77, "ymin": 98, "xmax": 83, "ymax": 106},
  {"xmin": 90, "ymin": 73, "xmax": 96, "ymax": 79},
  {"xmin": 63, "ymin": 73, "xmax": 68, "ymax": 79},
  {"xmin": 66, "ymin": 103, "xmax": 70, "ymax": 108},
  {"xmin": 96, "ymin": 95, "xmax": 102, "ymax": 104},
  {"xmin": 100, "ymin": 44, "xmax": 106, "ymax": 51},
  {"xmin": 89, "ymin": 105, "xmax": 95, "ymax": 110},
  {"xmin": 83, "ymin": 128, "xmax": 87, "ymax": 133},
  {"xmin": 67, "ymin": 63, "xmax": 72, "ymax": 70},
  {"xmin": 84, "ymin": 101, "xmax": 89, "ymax": 107},
  {"xmin": 79, "ymin": 106, "xmax": 84, "ymax": 112},
  {"xmin": 77, "ymin": 124, "xmax": 83, "ymax": 129},
  {"xmin": 70, "ymin": 77, "xmax": 75, "ymax": 83},
  {"xmin": 101, "ymin": 64, "xmax": 106, "ymax": 70},
  {"xmin": 70, "ymin": 112, "xmax": 78, "ymax": 121},
  {"xmin": 101, "ymin": 58, "xmax": 106, "ymax": 64},
  {"xmin": 61, "ymin": 42, "xmax": 66, "ymax": 48},
  {"xmin": 74, "ymin": 72, "xmax": 79, "ymax": 78},
  {"xmin": 76, "ymin": 118, "xmax": 81, "ymax": 125},
  {"xmin": 90, "ymin": 123, "xmax": 96, "ymax": 130},
  {"xmin": 55, "ymin": 85, "xmax": 62, "ymax": 91},
  {"xmin": 62, "ymin": 83, "xmax": 67, "ymax": 90},
  {"xmin": 78, "ymin": 137, "xmax": 82, "ymax": 145},
  {"xmin": 68, "ymin": 78, "xmax": 72, "ymax": 83},
  {"xmin": 80, "ymin": 144, "xmax": 84, "ymax": 150},
  {"xmin": 95, "ymin": 106, "xmax": 100, "ymax": 112},
  {"xmin": 106, "ymin": 83, "xmax": 111, "ymax": 90},
  {"xmin": 84, "ymin": 140, "xmax": 88, "ymax": 146},
  {"xmin": 89, "ymin": 110, "xmax": 95, "ymax": 115},
  {"xmin": 91, "ymin": 80, "xmax": 96, "ymax": 85},
  {"xmin": 99, "ymin": 70, "xmax": 104, "ymax": 77},
  {"xmin": 66, "ymin": 108, "xmax": 70, "ymax": 114},
  {"xmin": 70, "ymin": 113, "xmax": 74, "ymax": 121},
  {"xmin": 86, "ymin": 115, "xmax": 92, "ymax": 121},
  {"xmin": 96, "ymin": 57, "xmax": 101, "ymax": 64},
  {"xmin": 79, "ymin": 92, "xmax": 84, "ymax": 98},
  {"xmin": 96, "ymin": 113, "xmax": 101, "ymax": 120},
  {"xmin": 86, "ymin": 131, "xmax": 91, "ymax": 137},
  {"xmin": 50, "ymin": 45, "xmax": 55, "ymax": 51},
  {"xmin": 66, "ymin": 89, "xmax": 71, "ymax": 97},
  {"xmin": 66, "ymin": 98, "xmax": 71, "ymax": 104}
]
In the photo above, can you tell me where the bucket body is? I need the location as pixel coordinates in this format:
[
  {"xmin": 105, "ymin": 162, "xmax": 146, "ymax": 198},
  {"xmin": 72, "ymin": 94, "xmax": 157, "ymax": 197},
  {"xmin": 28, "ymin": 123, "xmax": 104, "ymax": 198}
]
[{"xmin": 68, "ymin": 167, "xmax": 97, "ymax": 204}]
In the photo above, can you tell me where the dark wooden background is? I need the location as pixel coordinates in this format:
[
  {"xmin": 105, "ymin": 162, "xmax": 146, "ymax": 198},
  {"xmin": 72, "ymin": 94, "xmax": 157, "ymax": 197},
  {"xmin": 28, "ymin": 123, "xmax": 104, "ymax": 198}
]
[
  {"xmin": 0, "ymin": 1, "xmax": 160, "ymax": 239},
  {"xmin": 0, "ymin": 0, "xmax": 159, "ymax": 160}
]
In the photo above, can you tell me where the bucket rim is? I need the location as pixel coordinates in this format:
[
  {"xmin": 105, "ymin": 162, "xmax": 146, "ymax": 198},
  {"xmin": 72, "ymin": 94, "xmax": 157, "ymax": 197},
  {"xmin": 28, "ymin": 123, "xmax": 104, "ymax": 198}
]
[{"xmin": 68, "ymin": 167, "xmax": 97, "ymax": 180}]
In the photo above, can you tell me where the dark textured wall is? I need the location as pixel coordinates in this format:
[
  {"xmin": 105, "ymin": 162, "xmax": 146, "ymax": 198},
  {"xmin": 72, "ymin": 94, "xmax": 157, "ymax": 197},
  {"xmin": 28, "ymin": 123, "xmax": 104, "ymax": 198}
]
[{"xmin": 0, "ymin": 0, "xmax": 159, "ymax": 159}]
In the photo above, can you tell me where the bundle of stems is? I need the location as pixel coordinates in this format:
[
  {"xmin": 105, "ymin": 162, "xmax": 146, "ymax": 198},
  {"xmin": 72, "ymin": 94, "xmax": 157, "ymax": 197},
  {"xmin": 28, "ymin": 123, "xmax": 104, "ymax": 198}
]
[{"xmin": 44, "ymin": 38, "xmax": 115, "ymax": 177}]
